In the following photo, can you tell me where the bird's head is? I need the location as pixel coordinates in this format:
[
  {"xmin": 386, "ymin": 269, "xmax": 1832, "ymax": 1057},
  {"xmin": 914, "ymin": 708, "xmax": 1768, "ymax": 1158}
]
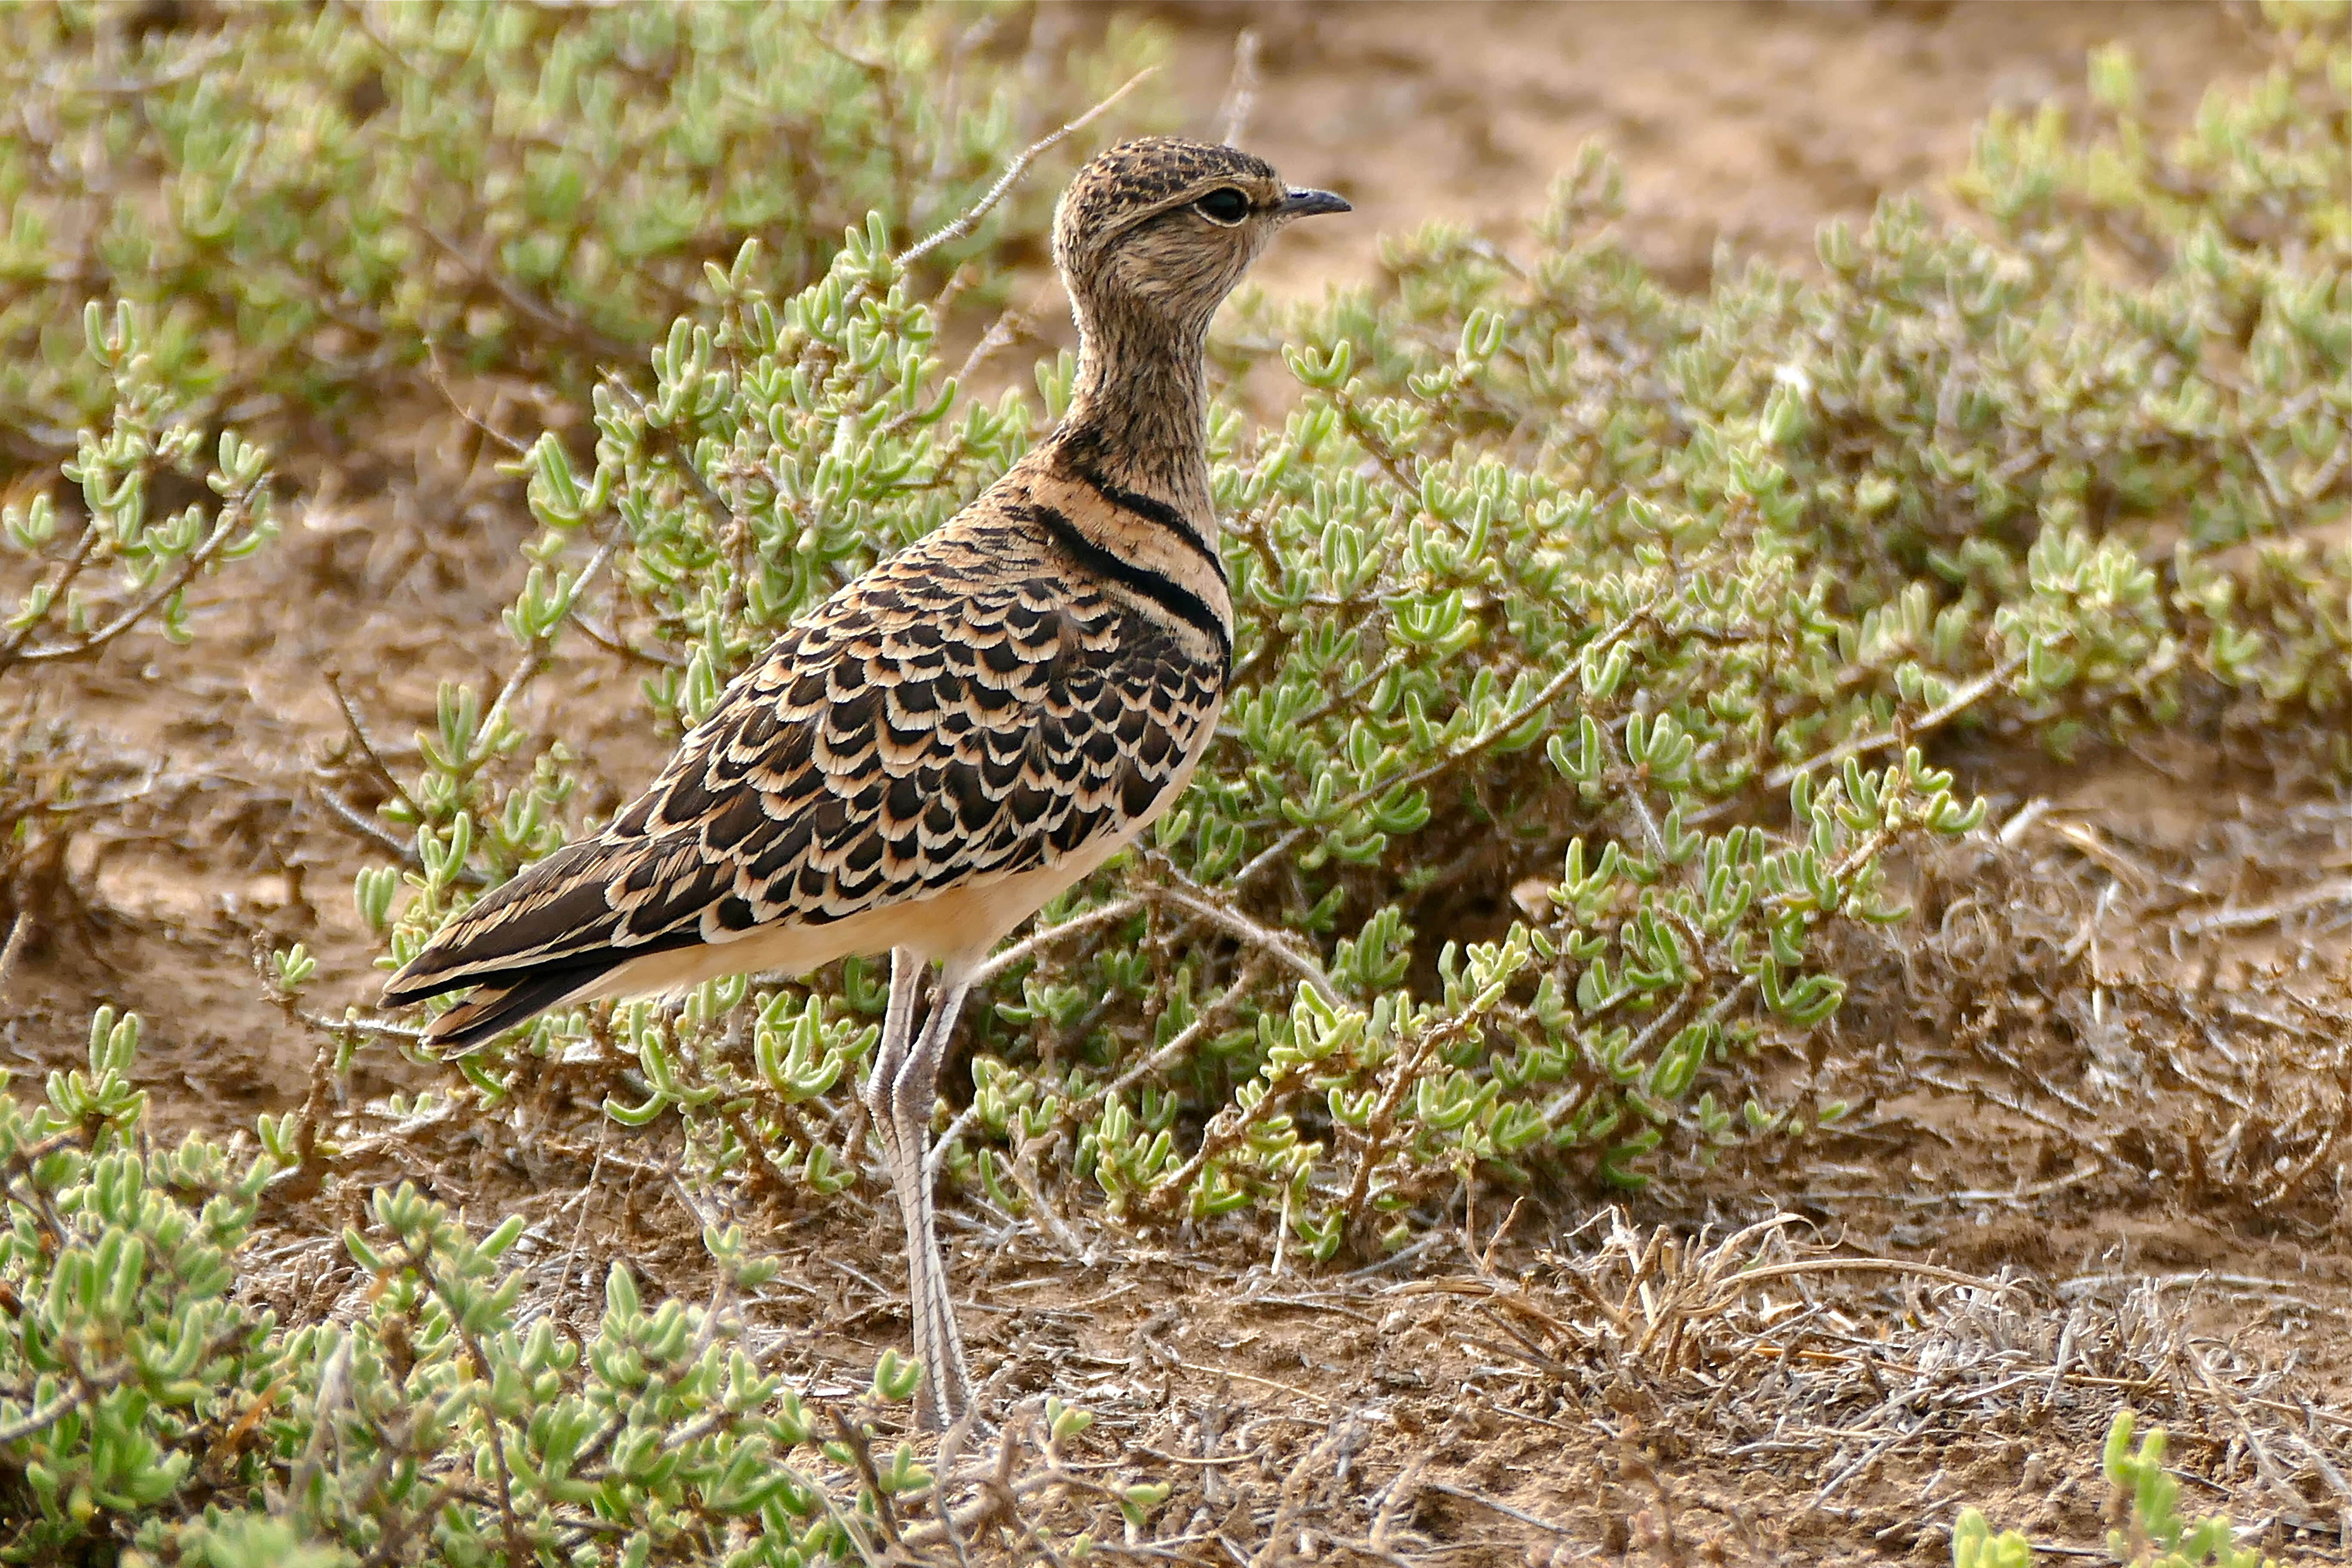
[{"xmin": 1053, "ymin": 137, "xmax": 1350, "ymax": 341}]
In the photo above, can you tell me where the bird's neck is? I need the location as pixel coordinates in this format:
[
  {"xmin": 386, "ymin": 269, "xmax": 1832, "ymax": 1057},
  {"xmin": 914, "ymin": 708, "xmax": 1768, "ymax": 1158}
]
[{"xmin": 1050, "ymin": 304, "xmax": 1216, "ymax": 531}]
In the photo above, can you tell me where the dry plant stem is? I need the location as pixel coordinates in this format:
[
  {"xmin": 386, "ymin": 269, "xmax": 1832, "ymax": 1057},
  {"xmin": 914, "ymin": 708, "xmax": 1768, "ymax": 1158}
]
[
  {"xmin": 1000, "ymin": 1130, "xmax": 1087, "ymax": 1259},
  {"xmin": 1215, "ymin": 28, "xmax": 1262, "ymax": 148},
  {"xmin": 483, "ymin": 528, "xmax": 624, "ymax": 740},
  {"xmin": 2259, "ymin": 1075, "xmax": 2352, "ymax": 1209},
  {"xmin": 1142, "ymin": 880, "xmax": 1338, "ymax": 1005},
  {"xmin": 1366, "ymin": 1453, "xmax": 1426, "ymax": 1556},
  {"xmin": 418, "ymin": 1264, "xmax": 529, "ymax": 1567},
  {"xmin": 1338, "ymin": 1015, "xmax": 1462, "ymax": 1236},
  {"xmin": 599, "ymin": 375, "xmax": 740, "ymax": 544},
  {"xmin": 2283, "ymin": 1433, "xmax": 2352, "ymax": 1546},
  {"xmin": 1685, "ymin": 1256, "xmax": 2012, "ymax": 1317},
  {"xmin": 950, "ymin": 308, "xmax": 1028, "ymax": 390},
  {"xmin": 1761, "ymin": 650, "xmax": 2028, "ymax": 793},
  {"xmin": 1419, "ymin": 1479, "xmax": 1573, "ymax": 1538},
  {"xmin": 563, "ymin": 602, "xmax": 683, "ymax": 669},
  {"xmin": 1139, "ymin": 1043, "xmax": 1327, "ymax": 1222},
  {"xmin": 2183, "ymin": 875, "xmax": 2352, "ymax": 935},
  {"xmin": 974, "ymin": 895, "xmax": 1143, "ymax": 986},
  {"xmin": 422, "ymin": 336, "xmax": 531, "ymax": 456},
  {"xmin": 1245, "ymin": 1415, "xmax": 1353, "ymax": 1568},
  {"xmin": 897, "ymin": 1460, "xmax": 1096, "ymax": 1553},
  {"xmin": 356, "ymin": 1473, "xmax": 475, "ymax": 1568},
  {"xmin": 1084, "ymin": 957, "xmax": 1266, "ymax": 1114},
  {"xmin": 315, "ymin": 787, "xmax": 446, "ymax": 875},
  {"xmin": 415, "ymin": 221, "xmax": 633, "ymax": 363},
  {"xmin": 0, "ymin": 1389, "xmax": 83, "ymax": 1447},
  {"xmin": 0, "ymin": 910, "xmax": 31, "ymax": 1006},
  {"xmin": 1911, "ymin": 1064, "xmax": 2124, "ymax": 1164},
  {"xmin": 0, "ymin": 529, "xmax": 98, "ymax": 667},
  {"xmin": 894, "ymin": 66, "xmax": 1157, "ymax": 271},
  {"xmin": 2183, "ymin": 1344, "xmax": 2312, "ymax": 1526},
  {"xmin": 319, "ymin": 1004, "xmax": 427, "ymax": 1042},
  {"xmin": 266, "ymin": 974, "xmax": 349, "ymax": 1195},
  {"xmin": 323, "ymin": 668, "xmax": 430, "ymax": 824},
  {"xmin": 1264, "ymin": 644, "xmax": 1411, "ymax": 741},
  {"xmin": 0, "ymin": 481, "xmax": 265, "ymax": 670},
  {"xmin": 925, "ymin": 1398, "xmax": 983, "ymax": 1568},
  {"xmin": 1331, "ymin": 382, "xmax": 1423, "ymax": 499},
  {"xmin": 825, "ymin": 1405, "xmax": 905, "ymax": 1553}
]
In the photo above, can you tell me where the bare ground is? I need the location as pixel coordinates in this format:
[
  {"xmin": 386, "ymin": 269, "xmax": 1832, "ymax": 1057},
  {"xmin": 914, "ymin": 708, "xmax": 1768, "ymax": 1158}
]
[{"xmin": 4, "ymin": 4, "xmax": 2347, "ymax": 1563}]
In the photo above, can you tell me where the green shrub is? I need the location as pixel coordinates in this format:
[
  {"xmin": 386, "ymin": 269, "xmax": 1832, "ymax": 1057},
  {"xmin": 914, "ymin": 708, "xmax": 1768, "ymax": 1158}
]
[
  {"xmin": 1277, "ymin": 0, "xmax": 2345, "ymax": 755},
  {"xmin": 0, "ymin": 302, "xmax": 277, "ymax": 924},
  {"xmin": 0, "ymin": 303, "xmax": 276, "ymax": 672},
  {"xmin": 0, "ymin": 1011, "xmax": 941, "ymax": 1565},
  {"xmin": 0, "ymin": 1008, "xmax": 274, "ymax": 1562},
  {"xmin": 323, "ymin": 6, "xmax": 2350, "ymax": 1255},
  {"xmin": 0, "ymin": 2, "xmax": 1158, "ymax": 460}
]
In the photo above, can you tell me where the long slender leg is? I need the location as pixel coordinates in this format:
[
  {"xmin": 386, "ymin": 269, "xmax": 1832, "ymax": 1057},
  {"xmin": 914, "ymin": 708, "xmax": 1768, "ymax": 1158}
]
[
  {"xmin": 863, "ymin": 946, "xmax": 923, "ymax": 1129},
  {"xmin": 884, "ymin": 959, "xmax": 976, "ymax": 1430},
  {"xmin": 862, "ymin": 947, "xmax": 952, "ymax": 1419}
]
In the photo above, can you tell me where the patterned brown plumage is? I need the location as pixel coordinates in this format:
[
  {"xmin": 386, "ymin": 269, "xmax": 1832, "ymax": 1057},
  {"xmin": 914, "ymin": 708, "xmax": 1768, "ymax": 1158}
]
[
  {"xmin": 380, "ymin": 135, "xmax": 1348, "ymax": 1428},
  {"xmin": 383, "ymin": 506, "xmax": 1225, "ymax": 1039}
]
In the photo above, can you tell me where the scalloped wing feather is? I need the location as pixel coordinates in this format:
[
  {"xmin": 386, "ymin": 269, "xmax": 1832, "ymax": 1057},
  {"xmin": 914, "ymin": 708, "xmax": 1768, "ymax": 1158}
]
[{"xmin": 380, "ymin": 511, "xmax": 1222, "ymax": 1041}]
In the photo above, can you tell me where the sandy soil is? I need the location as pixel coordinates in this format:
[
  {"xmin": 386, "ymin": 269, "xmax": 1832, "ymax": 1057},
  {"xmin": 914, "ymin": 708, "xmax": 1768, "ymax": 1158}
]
[
  {"xmin": 4, "ymin": 4, "xmax": 2346, "ymax": 1563},
  {"xmin": 1149, "ymin": 0, "xmax": 2268, "ymax": 292}
]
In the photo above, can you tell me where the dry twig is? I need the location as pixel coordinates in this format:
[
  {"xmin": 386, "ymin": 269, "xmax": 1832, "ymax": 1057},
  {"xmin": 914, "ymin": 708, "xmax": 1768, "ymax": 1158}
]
[{"xmin": 896, "ymin": 67, "xmax": 1157, "ymax": 272}]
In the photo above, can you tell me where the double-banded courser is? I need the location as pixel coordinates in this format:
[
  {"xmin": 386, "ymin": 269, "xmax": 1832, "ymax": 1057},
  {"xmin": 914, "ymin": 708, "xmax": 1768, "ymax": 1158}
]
[{"xmin": 382, "ymin": 138, "xmax": 1348, "ymax": 1428}]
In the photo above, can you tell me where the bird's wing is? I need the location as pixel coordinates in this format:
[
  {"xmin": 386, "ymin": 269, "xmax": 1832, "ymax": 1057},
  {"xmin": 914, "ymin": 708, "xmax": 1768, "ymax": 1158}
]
[{"xmin": 380, "ymin": 517, "xmax": 1223, "ymax": 1017}]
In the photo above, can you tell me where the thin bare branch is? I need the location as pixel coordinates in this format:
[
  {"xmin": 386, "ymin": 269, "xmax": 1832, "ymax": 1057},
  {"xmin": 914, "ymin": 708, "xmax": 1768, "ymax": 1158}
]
[
  {"xmin": 977, "ymin": 896, "xmax": 1143, "ymax": 986},
  {"xmin": 1144, "ymin": 880, "xmax": 1338, "ymax": 1005},
  {"xmin": 0, "ymin": 910, "xmax": 31, "ymax": 1007},
  {"xmin": 1214, "ymin": 29, "xmax": 1262, "ymax": 147},
  {"xmin": 895, "ymin": 66, "xmax": 1157, "ymax": 271},
  {"xmin": 3, "ymin": 481, "xmax": 268, "ymax": 670},
  {"xmin": 1764, "ymin": 651, "xmax": 2027, "ymax": 791}
]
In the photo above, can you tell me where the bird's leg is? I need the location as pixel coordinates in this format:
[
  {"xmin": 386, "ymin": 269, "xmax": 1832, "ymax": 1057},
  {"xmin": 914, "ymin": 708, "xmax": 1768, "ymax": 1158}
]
[
  {"xmin": 862, "ymin": 946, "xmax": 923, "ymax": 1138},
  {"xmin": 897, "ymin": 964, "xmax": 975, "ymax": 1429},
  {"xmin": 868, "ymin": 952, "xmax": 975, "ymax": 1430},
  {"xmin": 863, "ymin": 946, "xmax": 944, "ymax": 1417}
]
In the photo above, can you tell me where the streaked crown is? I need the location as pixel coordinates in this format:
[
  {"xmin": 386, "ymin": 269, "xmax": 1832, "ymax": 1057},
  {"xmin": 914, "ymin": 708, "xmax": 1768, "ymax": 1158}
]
[
  {"xmin": 1052, "ymin": 137, "xmax": 1348, "ymax": 332},
  {"xmin": 1053, "ymin": 138, "xmax": 1279, "ymax": 254}
]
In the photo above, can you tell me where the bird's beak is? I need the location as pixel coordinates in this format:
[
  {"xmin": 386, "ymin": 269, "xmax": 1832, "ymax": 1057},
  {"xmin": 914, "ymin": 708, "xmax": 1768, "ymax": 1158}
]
[{"xmin": 1277, "ymin": 188, "xmax": 1351, "ymax": 219}]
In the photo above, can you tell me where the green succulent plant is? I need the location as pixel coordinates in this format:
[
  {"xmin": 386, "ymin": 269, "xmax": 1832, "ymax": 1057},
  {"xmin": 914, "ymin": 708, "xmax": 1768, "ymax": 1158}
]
[{"xmin": 341, "ymin": 6, "xmax": 2349, "ymax": 1253}]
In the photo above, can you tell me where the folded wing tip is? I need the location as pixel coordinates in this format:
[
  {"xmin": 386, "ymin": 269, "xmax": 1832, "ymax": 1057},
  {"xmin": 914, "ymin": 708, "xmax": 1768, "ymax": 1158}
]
[{"xmin": 418, "ymin": 988, "xmax": 518, "ymax": 1054}]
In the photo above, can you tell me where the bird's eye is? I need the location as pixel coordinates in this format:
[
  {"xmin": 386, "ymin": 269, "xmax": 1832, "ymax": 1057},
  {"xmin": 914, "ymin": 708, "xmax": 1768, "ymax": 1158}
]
[{"xmin": 1193, "ymin": 187, "xmax": 1251, "ymax": 226}]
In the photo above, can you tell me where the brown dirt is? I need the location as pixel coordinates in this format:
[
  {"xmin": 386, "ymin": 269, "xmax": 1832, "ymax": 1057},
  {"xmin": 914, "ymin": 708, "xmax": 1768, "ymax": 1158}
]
[
  {"xmin": 6, "ymin": 4, "xmax": 2347, "ymax": 1563},
  {"xmin": 1151, "ymin": 0, "xmax": 2270, "ymax": 293}
]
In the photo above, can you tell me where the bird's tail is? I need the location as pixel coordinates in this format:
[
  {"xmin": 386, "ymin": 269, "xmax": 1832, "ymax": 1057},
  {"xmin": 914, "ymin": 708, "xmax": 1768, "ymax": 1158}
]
[
  {"xmin": 392, "ymin": 956, "xmax": 621, "ymax": 1053},
  {"xmin": 377, "ymin": 834, "xmax": 691, "ymax": 1051}
]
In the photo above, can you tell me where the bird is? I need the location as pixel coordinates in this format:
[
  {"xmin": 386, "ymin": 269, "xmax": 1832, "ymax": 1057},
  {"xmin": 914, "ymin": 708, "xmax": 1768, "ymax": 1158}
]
[{"xmin": 380, "ymin": 136, "xmax": 1348, "ymax": 1428}]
